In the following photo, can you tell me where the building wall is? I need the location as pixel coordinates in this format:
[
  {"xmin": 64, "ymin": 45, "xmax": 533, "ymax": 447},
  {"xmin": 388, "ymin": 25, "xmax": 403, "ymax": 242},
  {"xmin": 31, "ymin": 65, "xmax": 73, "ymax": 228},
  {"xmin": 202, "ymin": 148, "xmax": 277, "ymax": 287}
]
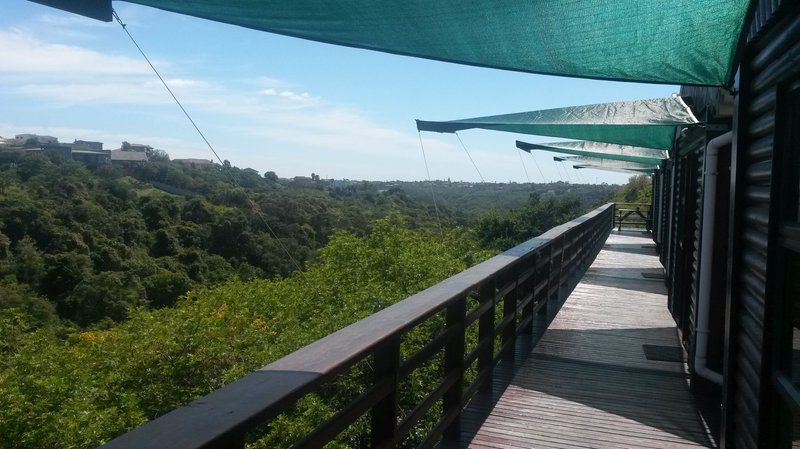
[
  {"xmin": 722, "ymin": 3, "xmax": 800, "ymax": 448},
  {"xmin": 652, "ymin": 90, "xmax": 739, "ymax": 439}
]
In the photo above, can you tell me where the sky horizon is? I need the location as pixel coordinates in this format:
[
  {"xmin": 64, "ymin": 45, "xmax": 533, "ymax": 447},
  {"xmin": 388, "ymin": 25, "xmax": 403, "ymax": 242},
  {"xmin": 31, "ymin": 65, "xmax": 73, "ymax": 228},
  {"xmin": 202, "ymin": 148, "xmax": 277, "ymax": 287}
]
[{"xmin": 2, "ymin": 2, "xmax": 677, "ymax": 185}]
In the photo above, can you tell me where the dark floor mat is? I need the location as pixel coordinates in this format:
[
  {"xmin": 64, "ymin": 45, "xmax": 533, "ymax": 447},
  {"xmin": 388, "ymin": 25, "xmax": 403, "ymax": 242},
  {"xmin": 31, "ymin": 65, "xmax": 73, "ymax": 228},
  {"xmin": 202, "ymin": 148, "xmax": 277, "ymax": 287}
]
[{"xmin": 642, "ymin": 344, "xmax": 685, "ymax": 363}]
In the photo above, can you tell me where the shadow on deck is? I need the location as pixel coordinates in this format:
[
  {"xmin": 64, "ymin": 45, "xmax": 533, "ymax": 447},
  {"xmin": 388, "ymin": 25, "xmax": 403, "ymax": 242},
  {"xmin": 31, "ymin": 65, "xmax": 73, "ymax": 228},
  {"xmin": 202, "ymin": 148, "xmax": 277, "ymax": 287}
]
[{"xmin": 442, "ymin": 230, "xmax": 714, "ymax": 449}]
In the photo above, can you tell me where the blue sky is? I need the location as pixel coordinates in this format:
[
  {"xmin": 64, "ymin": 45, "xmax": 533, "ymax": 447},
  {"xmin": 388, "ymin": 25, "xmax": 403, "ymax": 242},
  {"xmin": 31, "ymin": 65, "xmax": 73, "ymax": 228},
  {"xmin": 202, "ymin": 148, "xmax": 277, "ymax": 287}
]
[{"xmin": 1, "ymin": 2, "xmax": 677, "ymax": 184}]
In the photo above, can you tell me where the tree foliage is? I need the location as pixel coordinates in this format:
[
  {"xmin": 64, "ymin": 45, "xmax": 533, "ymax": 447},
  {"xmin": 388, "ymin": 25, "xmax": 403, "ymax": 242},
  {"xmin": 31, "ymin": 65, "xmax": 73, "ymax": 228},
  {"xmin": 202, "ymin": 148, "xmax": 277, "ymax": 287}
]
[
  {"xmin": 475, "ymin": 193, "xmax": 583, "ymax": 250},
  {"xmin": 611, "ymin": 175, "xmax": 652, "ymax": 204},
  {"xmin": 0, "ymin": 150, "xmax": 606, "ymax": 448},
  {"xmin": 0, "ymin": 154, "xmax": 445, "ymax": 327},
  {"xmin": 0, "ymin": 218, "xmax": 490, "ymax": 449}
]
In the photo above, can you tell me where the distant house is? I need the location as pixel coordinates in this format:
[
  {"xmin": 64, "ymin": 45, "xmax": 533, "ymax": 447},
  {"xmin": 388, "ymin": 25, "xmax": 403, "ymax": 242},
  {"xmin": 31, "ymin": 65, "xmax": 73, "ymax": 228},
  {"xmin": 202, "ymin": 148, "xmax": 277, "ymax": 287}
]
[
  {"xmin": 111, "ymin": 149, "xmax": 148, "ymax": 164},
  {"xmin": 121, "ymin": 142, "xmax": 153, "ymax": 153},
  {"xmin": 42, "ymin": 143, "xmax": 73, "ymax": 160},
  {"xmin": 71, "ymin": 149, "xmax": 111, "ymax": 166},
  {"xmin": 15, "ymin": 134, "xmax": 58, "ymax": 146},
  {"xmin": 73, "ymin": 140, "xmax": 103, "ymax": 151},
  {"xmin": 292, "ymin": 176, "xmax": 316, "ymax": 187},
  {"xmin": 173, "ymin": 158, "xmax": 214, "ymax": 168}
]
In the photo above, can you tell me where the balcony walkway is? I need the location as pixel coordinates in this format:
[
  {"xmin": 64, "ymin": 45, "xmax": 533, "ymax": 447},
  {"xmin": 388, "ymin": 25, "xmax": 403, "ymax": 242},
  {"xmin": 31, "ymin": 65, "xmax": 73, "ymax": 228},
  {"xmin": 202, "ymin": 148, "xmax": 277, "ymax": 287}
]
[{"xmin": 446, "ymin": 230, "xmax": 714, "ymax": 449}]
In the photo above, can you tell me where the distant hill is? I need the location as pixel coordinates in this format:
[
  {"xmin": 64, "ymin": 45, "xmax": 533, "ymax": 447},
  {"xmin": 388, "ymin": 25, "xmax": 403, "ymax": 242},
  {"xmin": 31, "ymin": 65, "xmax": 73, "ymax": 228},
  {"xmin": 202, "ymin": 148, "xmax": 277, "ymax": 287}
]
[
  {"xmin": 368, "ymin": 180, "xmax": 619, "ymax": 215},
  {"xmin": 0, "ymin": 152, "xmax": 446, "ymax": 328}
]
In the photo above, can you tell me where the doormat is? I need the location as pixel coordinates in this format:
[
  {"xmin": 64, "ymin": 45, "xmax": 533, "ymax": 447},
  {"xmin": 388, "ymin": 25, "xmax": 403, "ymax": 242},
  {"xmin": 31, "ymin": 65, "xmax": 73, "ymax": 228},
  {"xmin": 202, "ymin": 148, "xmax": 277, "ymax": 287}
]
[{"xmin": 642, "ymin": 344, "xmax": 685, "ymax": 362}]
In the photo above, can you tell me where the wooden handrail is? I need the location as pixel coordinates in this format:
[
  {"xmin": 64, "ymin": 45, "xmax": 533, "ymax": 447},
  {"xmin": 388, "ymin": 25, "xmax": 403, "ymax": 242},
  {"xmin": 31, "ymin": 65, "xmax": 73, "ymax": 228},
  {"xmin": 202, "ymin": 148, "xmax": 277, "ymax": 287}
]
[
  {"xmin": 614, "ymin": 202, "xmax": 652, "ymax": 207},
  {"xmin": 614, "ymin": 202, "xmax": 653, "ymax": 231},
  {"xmin": 102, "ymin": 203, "xmax": 615, "ymax": 449}
]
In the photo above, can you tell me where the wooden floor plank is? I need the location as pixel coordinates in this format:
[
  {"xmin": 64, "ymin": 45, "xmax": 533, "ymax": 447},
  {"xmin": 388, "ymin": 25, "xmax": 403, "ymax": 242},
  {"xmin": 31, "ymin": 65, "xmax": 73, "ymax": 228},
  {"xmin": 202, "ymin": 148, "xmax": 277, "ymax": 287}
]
[{"xmin": 442, "ymin": 230, "xmax": 715, "ymax": 449}]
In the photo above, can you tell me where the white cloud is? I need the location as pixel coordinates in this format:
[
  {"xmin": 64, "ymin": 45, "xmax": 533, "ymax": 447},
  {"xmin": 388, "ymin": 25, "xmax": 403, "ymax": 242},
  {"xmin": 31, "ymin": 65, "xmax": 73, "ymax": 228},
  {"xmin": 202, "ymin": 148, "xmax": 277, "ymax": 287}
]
[
  {"xmin": 14, "ymin": 81, "xmax": 168, "ymax": 105},
  {"xmin": 37, "ymin": 13, "xmax": 115, "ymax": 29},
  {"xmin": 0, "ymin": 26, "xmax": 467, "ymax": 180},
  {"xmin": 259, "ymin": 88, "xmax": 317, "ymax": 102},
  {"xmin": 0, "ymin": 29, "xmax": 151, "ymax": 75},
  {"xmin": 164, "ymin": 78, "xmax": 209, "ymax": 89}
]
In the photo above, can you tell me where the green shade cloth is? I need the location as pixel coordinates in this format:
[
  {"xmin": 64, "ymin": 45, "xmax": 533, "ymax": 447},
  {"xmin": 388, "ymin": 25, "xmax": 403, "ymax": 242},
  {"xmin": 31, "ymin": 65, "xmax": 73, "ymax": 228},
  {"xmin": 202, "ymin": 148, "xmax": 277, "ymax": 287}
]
[
  {"xmin": 517, "ymin": 140, "xmax": 667, "ymax": 165},
  {"xmin": 122, "ymin": 0, "xmax": 751, "ymax": 86},
  {"xmin": 565, "ymin": 156, "xmax": 658, "ymax": 173},
  {"xmin": 575, "ymin": 165, "xmax": 654, "ymax": 175},
  {"xmin": 417, "ymin": 97, "xmax": 699, "ymax": 150}
]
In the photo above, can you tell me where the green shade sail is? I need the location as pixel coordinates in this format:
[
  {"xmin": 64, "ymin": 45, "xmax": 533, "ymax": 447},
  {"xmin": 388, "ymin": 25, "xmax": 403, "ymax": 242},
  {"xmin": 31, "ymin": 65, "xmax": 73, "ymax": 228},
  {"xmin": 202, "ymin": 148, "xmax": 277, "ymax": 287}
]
[
  {"xmin": 417, "ymin": 97, "xmax": 699, "ymax": 151},
  {"xmin": 117, "ymin": 0, "xmax": 750, "ymax": 86},
  {"xmin": 565, "ymin": 156, "xmax": 658, "ymax": 173},
  {"xmin": 575, "ymin": 165, "xmax": 654, "ymax": 175},
  {"xmin": 517, "ymin": 140, "xmax": 667, "ymax": 165}
]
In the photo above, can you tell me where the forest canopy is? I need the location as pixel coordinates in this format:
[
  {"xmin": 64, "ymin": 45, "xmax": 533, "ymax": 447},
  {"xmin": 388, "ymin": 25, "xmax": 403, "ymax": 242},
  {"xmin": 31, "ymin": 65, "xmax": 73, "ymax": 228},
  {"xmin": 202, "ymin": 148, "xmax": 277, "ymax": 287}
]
[{"xmin": 0, "ymin": 150, "xmax": 644, "ymax": 448}]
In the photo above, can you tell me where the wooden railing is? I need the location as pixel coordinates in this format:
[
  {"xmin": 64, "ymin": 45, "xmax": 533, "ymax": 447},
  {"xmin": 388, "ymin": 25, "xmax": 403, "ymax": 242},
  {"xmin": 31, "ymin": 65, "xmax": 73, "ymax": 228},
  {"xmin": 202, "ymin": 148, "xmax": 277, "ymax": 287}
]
[
  {"xmin": 614, "ymin": 202, "xmax": 652, "ymax": 231},
  {"xmin": 102, "ymin": 204, "xmax": 615, "ymax": 449}
]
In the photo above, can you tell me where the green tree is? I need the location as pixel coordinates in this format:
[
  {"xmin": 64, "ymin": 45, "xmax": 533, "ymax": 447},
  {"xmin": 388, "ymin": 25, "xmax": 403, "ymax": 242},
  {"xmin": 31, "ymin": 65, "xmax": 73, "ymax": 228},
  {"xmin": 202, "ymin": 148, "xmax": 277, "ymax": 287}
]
[
  {"xmin": 611, "ymin": 175, "xmax": 652, "ymax": 204},
  {"xmin": 0, "ymin": 279, "xmax": 59, "ymax": 329},
  {"xmin": 143, "ymin": 270, "xmax": 192, "ymax": 308},
  {"xmin": 12, "ymin": 237, "xmax": 46, "ymax": 287},
  {"xmin": 65, "ymin": 272, "xmax": 146, "ymax": 325}
]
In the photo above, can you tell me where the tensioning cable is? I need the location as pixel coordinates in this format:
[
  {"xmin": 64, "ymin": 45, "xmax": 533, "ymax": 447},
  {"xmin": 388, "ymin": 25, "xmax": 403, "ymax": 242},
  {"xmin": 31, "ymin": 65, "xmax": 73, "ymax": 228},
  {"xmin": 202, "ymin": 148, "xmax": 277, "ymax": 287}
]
[
  {"xmin": 454, "ymin": 131, "xmax": 485, "ymax": 183},
  {"xmin": 112, "ymin": 9, "xmax": 305, "ymax": 275},
  {"xmin": 417, "ymin": 131, "xmax": 444, "ymax": 235},
  {"xmin": 516, "ymin": 147, "xmax": 530, "ymax": 183},
  {"xmin": 529, "ymin": 152, "xmax": 548, "ymax": 183}
]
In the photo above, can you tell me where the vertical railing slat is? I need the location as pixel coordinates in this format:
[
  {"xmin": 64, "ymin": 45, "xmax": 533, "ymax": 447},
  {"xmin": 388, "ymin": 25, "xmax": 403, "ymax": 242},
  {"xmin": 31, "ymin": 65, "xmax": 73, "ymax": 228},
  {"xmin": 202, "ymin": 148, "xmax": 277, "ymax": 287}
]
[
  {"xmin": 443, "ymin": 296, "xmax": 467, "ymax": 439},
  {"xmin": 477, "ymin": 280, "xmax": 496, "ymax": 392},
  {"xmin": 501, "ymin": 272, "xmax": 518, "ymax": 361},
  {"xmin": 370, "ymin": 338, "xmax": 400, "ymax": 448}
]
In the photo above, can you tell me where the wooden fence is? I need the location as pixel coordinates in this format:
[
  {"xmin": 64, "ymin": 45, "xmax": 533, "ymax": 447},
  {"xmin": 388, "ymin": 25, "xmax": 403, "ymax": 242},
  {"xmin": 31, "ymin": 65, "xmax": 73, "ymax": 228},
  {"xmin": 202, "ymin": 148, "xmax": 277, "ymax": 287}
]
[
  {"xmin": 613, "ymin": 202, "xmax": 652, "ymax": 231},
  {"xmin": 102, "ymin": 203, "xmax": 615, "ymax": 449}
]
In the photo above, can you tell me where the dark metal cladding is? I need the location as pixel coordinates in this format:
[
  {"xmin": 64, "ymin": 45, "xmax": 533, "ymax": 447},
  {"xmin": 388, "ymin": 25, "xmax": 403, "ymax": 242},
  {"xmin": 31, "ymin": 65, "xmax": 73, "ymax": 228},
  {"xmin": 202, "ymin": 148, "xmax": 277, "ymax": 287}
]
[{"xmin": 722, "ymin": 2, "xmax": 800, "ymax": 447}]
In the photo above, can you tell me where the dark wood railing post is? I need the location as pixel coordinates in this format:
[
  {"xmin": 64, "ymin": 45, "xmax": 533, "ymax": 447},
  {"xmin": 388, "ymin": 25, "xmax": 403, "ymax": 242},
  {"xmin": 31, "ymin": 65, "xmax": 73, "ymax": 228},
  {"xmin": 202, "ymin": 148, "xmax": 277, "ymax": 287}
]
[
  {"xmin": 532, "ymin": 246, "xmax": 550, "ymax": 338},
  {"xmin": 443, "ymin": 296, "xmax": 467, "ymax": 440},
  {"xmin": 371, "ymin": 338, "xmax": 400, "ymax": 448},
  {"xmin": 520, "ymin": 254, "xmax": 538, "ymax": 336},
  {"xmin": 501, "ymin": 273, "xmax": 518, "ymax": 361},
  {"xmin": 612, "ymin": 203, "xmax": 618, "ymax": 229},
  {"xmin": 477, "ymin": 280, "xmax": 496, "ymax": 392},
  {"xmin": 551, "ymin": 237, "xmax": 563, "ymax": 308}
]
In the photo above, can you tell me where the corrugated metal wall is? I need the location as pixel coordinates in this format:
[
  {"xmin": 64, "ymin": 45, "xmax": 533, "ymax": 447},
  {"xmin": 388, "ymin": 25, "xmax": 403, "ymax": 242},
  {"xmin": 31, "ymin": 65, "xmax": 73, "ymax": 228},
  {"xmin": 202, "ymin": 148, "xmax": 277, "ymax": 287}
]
[
  {"xmin": 658, "ymin": 161, "xmax": 673, "ymax": 266},
  {"xmin": 688, "ymin": 140, "xmax": 706, "ymax": 359},
  {"xmin": 723, "ymin": 3, "xmax": 799, "ymax": 448},
  {"xmin": 665, "ymin": 131, "xmax": 705, "ymax": 346},
  {"xmin": 747, "ymin": 0, "xmax": 786, "ymax": 41}
]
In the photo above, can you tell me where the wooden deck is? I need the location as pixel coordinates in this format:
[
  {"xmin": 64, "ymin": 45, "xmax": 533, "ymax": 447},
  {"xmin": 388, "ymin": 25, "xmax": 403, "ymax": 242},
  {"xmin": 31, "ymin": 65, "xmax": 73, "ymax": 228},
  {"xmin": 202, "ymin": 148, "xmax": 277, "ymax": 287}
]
[{"xmin": 445, "ymin": 230, "xmax": 715, "ymax": 449}]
